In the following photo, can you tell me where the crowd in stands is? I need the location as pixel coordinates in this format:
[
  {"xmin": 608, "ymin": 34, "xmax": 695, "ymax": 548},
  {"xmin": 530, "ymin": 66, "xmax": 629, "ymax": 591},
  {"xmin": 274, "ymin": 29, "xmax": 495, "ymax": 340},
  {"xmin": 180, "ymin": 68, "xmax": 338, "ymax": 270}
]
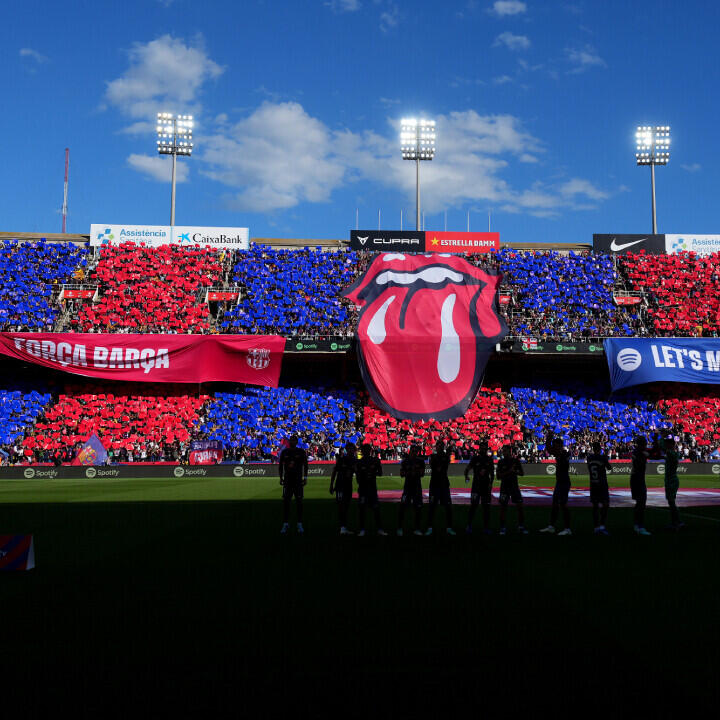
[
  {"xmin": 216, "ymin": 245, "xmax": 365, "ymax": 337},
  {"xmin": 70, "ymin": 243, "xmax": 229, "ymax": 333},
  {"xmin": 621, "ymin": 250, "xmax": 720, "ymax": 336},
  {"xmin": 0, "ymin": 240, "xmax": 663, "ymax": 340},
  {"xmin": 653, "ymin": 386, "xmax": 720, "ymax": 451},
  {"xmin": 16, "ymin": 384, "xmax": 208, "ymax": 464},
  {"xmin": 200, "ymin": 386, "xmax": 361, "ymax": 462},
  {"xmin": 0, "ymin": 389, "xmax": 52, "ymax": 462},
  {"xmin": 510, "ymin": 382, "xmax": 674, "ymax": 460},
  {"xmin": 2, "ymin": 377, "xmax": 720, "ymax": 463},
  {"xmin": 0, "ymin": 240, "xmax": 88, "ymax": 331},
  {"xmin": 494, "ymin": 249, "xmax": 645, "ymax": 340},
  {"xmin": 362, "ymin": 387, "xmax": 523, "ymax": 460}
]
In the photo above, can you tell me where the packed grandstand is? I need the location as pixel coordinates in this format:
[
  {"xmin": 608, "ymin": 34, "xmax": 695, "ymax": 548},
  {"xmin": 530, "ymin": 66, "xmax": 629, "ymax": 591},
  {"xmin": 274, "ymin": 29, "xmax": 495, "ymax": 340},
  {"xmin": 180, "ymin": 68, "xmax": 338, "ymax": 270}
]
[{"xmin": 1, "ymin": 236, "xmax": 719, "ymax": 466}]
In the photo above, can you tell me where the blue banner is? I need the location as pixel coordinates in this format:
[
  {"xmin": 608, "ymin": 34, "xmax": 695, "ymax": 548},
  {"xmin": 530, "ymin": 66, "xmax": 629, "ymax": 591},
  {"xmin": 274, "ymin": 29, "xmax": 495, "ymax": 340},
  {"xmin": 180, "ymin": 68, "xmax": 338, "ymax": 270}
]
[{"xmin": 604, "ymin": 338, "xmax": 720, "ymax": 390}]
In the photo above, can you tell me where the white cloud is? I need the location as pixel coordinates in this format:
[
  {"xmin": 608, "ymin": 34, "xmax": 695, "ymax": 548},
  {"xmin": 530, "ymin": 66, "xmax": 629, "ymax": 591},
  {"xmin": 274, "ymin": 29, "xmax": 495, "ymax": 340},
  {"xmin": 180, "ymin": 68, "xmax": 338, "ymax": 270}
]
[
  {"xmin": 681, "ymin": 163, "xmax": 702, "ymax": 173},
  {"xmin": 494, "ymin": 32, "xmax": 530, "ymax": 51},
  {"xmin": 325, "ymin": 0, "xmax": 361, "ymax": 11},
  {"xmin": 566, "ymin": 45, "xmax": 605, "ymax": 73},
  {"xmin": 558, "ymin": 178, "xmax": 608, "ymax": 201},
  {"xmin": 488, "ymin": 1, "xmax": 527, "ymax": 16},
  {"xmin": 199, "ymin": 102, "xmax": 607, "ymax": 218},
  {"xmin": 20, "ymin": 48, "xmax": 47, "ymax": 64},
  {"xmin": 493, "ymin": 75, "xmax": 514, "ymax": 85},
  {"xmin": 127, "ymin": 154, "xmax": 190, "ymax": 183},
  {"xmin": 105, "ymin": 35, "xmax": 224, "ymax": 121},
  {"xmin": 379, "ymin": 2, "xmax": 399, "ymax": 32},
  {"xmin": 201, "ymin": 102, "xmax": 346, "ymax": 212}
]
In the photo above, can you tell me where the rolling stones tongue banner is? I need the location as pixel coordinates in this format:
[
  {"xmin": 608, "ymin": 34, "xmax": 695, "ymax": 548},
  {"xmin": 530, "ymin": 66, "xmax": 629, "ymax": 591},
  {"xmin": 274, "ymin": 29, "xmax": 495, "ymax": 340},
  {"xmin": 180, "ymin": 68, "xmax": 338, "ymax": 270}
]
[{"xmin": 344, "ymin": 253, "xmax": 507, "ymax": 420}]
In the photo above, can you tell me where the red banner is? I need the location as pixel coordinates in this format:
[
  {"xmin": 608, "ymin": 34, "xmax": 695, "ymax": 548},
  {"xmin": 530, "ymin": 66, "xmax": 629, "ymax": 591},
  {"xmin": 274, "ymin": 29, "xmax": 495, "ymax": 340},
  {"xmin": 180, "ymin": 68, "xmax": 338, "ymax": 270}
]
[
  {"xmin": 614, "ymin": 295, "xmax": 642, "ymax": 306},
  {"xmin": 63, "ymin": 289, "xmax": 95, "ymax": 299},
  {"xmin": 0, "ymin": 333, "xmax": 285, "ymax": 386},
  {"xmin": 207, "ymin": 291, "xmax": 239, "ymax": 301},
  {"xmin": 498, "ymin": 294, "xmax": 511, "ymax": 305},
  {"xmin": 424, "ymin": 232, "xmax": 500, "ymax": 254}
]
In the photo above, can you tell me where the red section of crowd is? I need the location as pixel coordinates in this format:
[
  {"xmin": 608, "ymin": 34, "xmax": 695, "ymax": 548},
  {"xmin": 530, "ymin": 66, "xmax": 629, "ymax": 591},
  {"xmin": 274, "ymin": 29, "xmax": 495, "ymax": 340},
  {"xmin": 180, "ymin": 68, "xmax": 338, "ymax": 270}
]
[
  {"xmin": 25, "ymin": 385, "xmax": 208, "ymax": 455},
  {"xmin": 654, "ymin": 389, "xmax": 720, "ymax": 447},
  {"xmin": 362, "ymin": 387, "xmax": 523, "ymax": 458},
  {"xmin": 71, "ymin": 243, "xmax": 225, "ymax": 333},
  {"xmin": 621, "ymin": 251, "xmax": 720, "ymax": 335}
]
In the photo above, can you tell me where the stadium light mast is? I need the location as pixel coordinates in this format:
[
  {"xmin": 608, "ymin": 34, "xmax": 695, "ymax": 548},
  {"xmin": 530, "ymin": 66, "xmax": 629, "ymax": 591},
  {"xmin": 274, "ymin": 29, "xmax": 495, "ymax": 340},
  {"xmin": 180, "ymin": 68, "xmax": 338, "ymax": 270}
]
[
  {"xmin": 157, "ymin": 113, "xmax": 193, "ymax": 226},
  {"xmin": 636, "ymin": 125, "xmax": 670, "ymax": 234},
  {"xmin": 401, "ymin": 118, "xmax": 436, "ymax": 231}
]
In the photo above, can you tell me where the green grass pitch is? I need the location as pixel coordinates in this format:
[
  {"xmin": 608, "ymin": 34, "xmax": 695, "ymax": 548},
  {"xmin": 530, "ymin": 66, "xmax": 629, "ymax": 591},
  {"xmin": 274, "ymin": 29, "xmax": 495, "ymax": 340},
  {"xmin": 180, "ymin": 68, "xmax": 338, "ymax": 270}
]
[{"xmin": 1, "ymin": 478, "xmax": 719, "ymax": 717}]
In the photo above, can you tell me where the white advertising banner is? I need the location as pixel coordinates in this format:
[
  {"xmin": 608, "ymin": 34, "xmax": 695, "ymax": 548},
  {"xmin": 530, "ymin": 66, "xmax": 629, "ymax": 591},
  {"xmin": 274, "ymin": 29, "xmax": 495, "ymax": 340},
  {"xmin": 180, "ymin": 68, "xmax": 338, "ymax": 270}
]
[
  {"xmin": 665, "ymin": 234, "xmax": 720, "ymax": 256},
  {"xmin": 90, "ymin": 224, "xmax": 249, "ymax": 250}
]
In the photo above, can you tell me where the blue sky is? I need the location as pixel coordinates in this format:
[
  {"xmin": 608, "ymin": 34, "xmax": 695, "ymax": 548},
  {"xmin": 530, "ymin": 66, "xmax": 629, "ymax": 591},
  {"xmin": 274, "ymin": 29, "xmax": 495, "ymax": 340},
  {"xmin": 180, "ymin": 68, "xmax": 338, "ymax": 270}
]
[{"xmin": 2, "ymin": 0, "xmax": 719, "ymax": 242}]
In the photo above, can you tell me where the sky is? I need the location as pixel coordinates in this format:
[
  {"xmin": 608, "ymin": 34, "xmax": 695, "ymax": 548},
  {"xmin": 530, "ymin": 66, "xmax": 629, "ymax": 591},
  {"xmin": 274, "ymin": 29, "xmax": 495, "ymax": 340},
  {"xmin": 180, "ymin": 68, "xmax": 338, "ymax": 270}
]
[{"xmin": 1, "ymin": 0, "xmax": 719, "ymax": 243}]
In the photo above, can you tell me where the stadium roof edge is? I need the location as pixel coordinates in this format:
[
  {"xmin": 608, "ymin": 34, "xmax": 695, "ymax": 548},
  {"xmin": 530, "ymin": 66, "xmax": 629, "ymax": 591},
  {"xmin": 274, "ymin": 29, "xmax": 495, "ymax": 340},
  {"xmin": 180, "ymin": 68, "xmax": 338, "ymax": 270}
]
[
  {"xmin": 0, "ymin": 231, "xmax": 89, "ymax": 245},
  {"xmin": 0, "ymin": 231, "xmax": 592, "ymax": 252},
  {"xmin": 252, "ymin": 237, "xmax": 592, "ymax": 251}
]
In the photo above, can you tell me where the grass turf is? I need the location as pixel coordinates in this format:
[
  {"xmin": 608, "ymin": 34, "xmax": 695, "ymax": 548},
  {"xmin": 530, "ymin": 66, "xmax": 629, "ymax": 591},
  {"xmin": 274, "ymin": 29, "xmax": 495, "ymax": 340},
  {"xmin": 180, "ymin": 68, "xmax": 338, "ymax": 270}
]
[
  {"xmin": 0, "ymin": 473, "xmax": 717, "ymax": 503},
  {"xmin": 1, "ymin": 495, "xmax": 719, "ymax": 717}
]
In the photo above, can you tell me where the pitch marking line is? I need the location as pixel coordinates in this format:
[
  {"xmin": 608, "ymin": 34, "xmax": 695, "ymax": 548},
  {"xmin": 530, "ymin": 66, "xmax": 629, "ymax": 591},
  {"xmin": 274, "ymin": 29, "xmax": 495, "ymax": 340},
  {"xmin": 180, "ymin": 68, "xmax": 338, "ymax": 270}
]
[{"xmin": 682, "ymin": 512, "xmax": 720, "ymax": 524}]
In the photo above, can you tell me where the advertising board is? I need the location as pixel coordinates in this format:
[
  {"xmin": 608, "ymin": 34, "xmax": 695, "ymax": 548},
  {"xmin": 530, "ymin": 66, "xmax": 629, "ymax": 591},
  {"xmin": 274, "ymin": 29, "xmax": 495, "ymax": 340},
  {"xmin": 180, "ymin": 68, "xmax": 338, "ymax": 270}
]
[
  {"xmin": 2, "ymin": 462, "xmax": 718, "ymax": 481},
  {"xmin": 665, "ymin": 234, "xmax": 720, "ymax": 256},
  {"xmin": 349, "ymin": 230, "xmax": 499, "ymax": 254},
  {"xmin": 349, "ymin": 230, "xmax": 424, "ymax": 251},
  {"xmin": 592, "ymin": 234, "xmax": 666, "ymax": 255},
  {"xmin": 90, "ymin": 224, "xmax": 250, "ymax": 249},
  {"xmin": 424, "ymin": 231, "xmax": 499, "ymax": 253}
]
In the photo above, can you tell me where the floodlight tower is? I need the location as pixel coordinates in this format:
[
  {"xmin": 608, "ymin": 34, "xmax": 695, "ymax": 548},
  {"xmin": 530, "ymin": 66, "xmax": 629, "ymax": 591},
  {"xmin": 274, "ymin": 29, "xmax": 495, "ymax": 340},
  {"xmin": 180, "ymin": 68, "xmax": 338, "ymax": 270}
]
[
  {"xmin": 635, "ymin": 125, "xmax": 670, "ymax": 234},
  {"xmin": 157, "ymin": 113, "xmax": 194, "ymax": 225},
  {"xmin": 401, "ymin": 118, "xmax": 436, "ymax": 231}
]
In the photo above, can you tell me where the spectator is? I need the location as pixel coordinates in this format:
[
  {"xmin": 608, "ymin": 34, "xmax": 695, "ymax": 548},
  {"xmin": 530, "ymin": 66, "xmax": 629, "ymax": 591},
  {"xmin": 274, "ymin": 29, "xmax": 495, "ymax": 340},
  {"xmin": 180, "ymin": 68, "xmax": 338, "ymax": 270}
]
[
  {"xmin": 72, "ymin": 243, "xmax": 228, "ymax": 334},
  {"xmin": 217, "ymin": 245, "xmax": 366, "ymax": 337},
  {"xmin": 621, "ymin": 250, "xmax": 720, "ymax": 336},
  {"xmin": 201, "ymin": 386, "xmax": 361, "ymax": 461},
  {"xmin": 0, "ymin": 239, "xmax": 88, "ymax": 331}
]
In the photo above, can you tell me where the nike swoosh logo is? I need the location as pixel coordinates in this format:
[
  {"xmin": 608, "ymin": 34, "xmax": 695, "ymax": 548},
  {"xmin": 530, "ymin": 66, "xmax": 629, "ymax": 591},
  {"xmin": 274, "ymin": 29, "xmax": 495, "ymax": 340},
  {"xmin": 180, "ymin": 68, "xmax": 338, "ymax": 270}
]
[{"xmin": 610, "ymin": 238, "xmax": 646, "ymax": 252}]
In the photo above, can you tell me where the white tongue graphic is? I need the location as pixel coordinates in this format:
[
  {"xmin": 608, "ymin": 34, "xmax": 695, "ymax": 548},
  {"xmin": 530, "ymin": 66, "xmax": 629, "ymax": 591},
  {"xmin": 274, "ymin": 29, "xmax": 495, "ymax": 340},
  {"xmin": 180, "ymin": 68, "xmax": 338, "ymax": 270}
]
[
  {"xmin": 437, "ymin": 293, "xmax": 460, "ymax": 384},
  {"xmin": 368, "ymin": 295, "xmax": 395, "ymax": 344},
  {"xmin": 375, "ymin": 267, "xmax": 464, "ymax": 286}
]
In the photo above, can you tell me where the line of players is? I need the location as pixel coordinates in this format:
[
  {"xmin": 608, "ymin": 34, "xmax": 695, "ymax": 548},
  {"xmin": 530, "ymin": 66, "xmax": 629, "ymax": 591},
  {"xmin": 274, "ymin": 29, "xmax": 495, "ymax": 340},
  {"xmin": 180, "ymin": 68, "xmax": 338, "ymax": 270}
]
[{"xmin": 277, "ymin": 431, "xmax": 684, "ymax": 536}]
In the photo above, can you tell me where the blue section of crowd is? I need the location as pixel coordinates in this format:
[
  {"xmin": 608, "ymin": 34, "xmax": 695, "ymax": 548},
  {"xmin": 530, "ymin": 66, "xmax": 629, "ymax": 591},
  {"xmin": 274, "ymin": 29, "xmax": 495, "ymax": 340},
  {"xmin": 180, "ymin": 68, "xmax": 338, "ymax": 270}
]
[
  {"xmin": 217, "ymin": 245, "xmax": 360, "ymax": 336},
  {"xmin": 0, "ymin": 390, "xmax": 52, "ymax": 446},
  {"xmin": 201, "ymin": 386, "xmax": 361, "ymax": 460},
  {"xmin": 0, "ymin": 240, "xmax": 88, "ymax": 331},
  {"xmin": 496, "ymin": 249, "xmax": 638, "ymax": 338},
  {"xmin": 511, "ymin": 383, "xmax": 672, "ymax": 449}
]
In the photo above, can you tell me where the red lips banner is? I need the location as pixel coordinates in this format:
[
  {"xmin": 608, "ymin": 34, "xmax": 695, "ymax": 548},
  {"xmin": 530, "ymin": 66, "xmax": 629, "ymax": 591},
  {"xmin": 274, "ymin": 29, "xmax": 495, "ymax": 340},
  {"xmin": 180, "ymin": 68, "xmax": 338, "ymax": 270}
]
[{"xmin": 345, "ymin": 253, "xmax": 507, "ymax": 420}]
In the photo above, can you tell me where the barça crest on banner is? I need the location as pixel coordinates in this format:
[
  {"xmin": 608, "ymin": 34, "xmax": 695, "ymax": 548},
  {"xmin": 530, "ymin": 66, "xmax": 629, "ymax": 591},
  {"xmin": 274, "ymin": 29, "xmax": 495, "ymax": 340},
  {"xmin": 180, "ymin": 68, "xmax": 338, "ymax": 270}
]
[
  {"xmin": 246, "ymin": 348, "xmax": 271, "ymax": 370},
  {"xmin": 344, "ymin": 253, "xmax": 507, "ymax": 420}
]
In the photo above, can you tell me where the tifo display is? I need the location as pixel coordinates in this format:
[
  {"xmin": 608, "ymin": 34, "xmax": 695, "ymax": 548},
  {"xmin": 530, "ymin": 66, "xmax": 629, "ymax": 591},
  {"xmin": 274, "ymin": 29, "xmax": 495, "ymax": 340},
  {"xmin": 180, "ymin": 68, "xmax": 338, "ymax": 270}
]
[
  {"xmin": 1, "ymin": 238, "xmax": 720, "ymax": 466},
  {"xmin": 2, "ymin": 379, "xmax": 719, "ymax": 465},
  {"xmin": 3, "ymin": 239, "xmax": 720, "ymax": 341}
]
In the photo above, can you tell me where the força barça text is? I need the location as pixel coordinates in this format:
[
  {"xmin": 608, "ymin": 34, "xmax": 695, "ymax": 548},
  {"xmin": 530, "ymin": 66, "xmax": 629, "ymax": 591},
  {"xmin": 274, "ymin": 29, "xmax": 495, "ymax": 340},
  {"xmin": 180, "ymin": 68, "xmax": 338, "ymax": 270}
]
[{"xmin": 12, "ymin": 337, "xmax": 169, "ymax": 374}]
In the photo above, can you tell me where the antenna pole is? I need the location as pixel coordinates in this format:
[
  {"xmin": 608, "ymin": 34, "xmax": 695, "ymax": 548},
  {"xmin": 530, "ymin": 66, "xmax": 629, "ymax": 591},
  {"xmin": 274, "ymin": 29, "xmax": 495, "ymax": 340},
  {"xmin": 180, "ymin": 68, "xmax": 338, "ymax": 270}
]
[{"xmin": 62, "ymin": 148, "xmax": 69, "ymax": 233}]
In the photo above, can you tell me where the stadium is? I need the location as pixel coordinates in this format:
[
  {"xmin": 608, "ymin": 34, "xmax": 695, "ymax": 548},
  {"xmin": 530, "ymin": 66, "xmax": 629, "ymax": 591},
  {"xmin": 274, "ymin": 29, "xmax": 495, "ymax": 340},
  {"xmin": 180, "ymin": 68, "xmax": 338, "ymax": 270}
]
[
  {"xmin": 2, "ymin": 227, "xmax": 720, "ymax": 715},
  {"xmin": 4, "ymin": 3, "xmax": 720, "ymax": 716}
]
